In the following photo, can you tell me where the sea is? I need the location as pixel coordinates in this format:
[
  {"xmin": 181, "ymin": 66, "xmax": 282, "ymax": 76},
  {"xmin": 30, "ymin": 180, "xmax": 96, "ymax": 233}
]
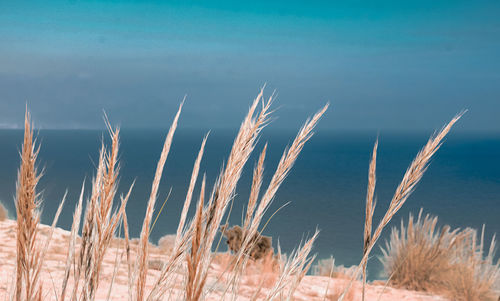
[{"xmin": 0, "ymin": 129, "xmax": 499, "ymax": 280}]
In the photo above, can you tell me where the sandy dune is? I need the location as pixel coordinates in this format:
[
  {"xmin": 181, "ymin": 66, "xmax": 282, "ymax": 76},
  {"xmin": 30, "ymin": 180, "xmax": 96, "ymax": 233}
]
[{"xmin": 0, "ymin": 220, "xmax": 447, "ymax": 300}]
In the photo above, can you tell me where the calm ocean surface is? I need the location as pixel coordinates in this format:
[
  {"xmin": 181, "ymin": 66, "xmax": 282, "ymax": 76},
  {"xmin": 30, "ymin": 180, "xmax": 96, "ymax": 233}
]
[{"xmin": 0, "ymin": 129, "xmax": 499, "ymax": 279}]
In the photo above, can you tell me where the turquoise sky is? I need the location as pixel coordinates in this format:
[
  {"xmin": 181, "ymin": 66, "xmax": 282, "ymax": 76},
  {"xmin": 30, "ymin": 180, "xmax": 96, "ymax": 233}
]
[{"xmin": 0, "ymin": 1, "xmax": 499, "ymax": 131}]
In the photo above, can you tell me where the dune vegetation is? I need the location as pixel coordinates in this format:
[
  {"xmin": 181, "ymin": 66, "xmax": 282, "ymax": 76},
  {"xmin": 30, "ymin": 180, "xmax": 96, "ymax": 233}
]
[
  {"xmin": 380, "ymin": 210, "xmax": 500, "ymax": 301},
  {"xmin": 0, "ymin": 89, "xmax": 497, "ymax": 300}
]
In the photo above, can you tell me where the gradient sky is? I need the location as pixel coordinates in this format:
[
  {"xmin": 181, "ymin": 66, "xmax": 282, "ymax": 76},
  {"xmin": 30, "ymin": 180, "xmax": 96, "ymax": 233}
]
[{"xmin": 0, "ymin": 1, "xmax": 499, "ymax": 131}]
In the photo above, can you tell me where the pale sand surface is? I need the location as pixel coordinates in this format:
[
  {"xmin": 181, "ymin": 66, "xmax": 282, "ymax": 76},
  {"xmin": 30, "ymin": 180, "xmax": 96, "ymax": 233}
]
[{"xmin": 0, "ymin": 220, "xmax": 447, "ymax": 300}]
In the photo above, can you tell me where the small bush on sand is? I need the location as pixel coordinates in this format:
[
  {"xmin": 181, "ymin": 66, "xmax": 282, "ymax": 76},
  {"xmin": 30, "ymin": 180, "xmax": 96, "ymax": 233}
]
[
  {"xmin": 313, "ymin": 257, "xmax": 360, "ymax": 280},
  {"xmin": 381, "ymin": 210, "xmax": 500, "ymax": 301},
  {"xmin": 0, "ymin": 202, "xmax": 7, "ymax": 221},
  {"xmin": 158, "ymin": 233, "xmax": 176, "ymax": 254},
  {"xmin": 444, "ymin": 226, "xmax": 500, "ymax": 301},
  {"xmin": 220, "ymin": 224, "xmax": 273, "ymax": 260}
]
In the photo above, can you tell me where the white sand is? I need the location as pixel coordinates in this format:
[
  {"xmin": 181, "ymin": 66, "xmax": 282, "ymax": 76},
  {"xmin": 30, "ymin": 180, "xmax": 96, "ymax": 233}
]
[{"xmin": 0, "ymin": 220, "xmax": 447, "ymax": 300}]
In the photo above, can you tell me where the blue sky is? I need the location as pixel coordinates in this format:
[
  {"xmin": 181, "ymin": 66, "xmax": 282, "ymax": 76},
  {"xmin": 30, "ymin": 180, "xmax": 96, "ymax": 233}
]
[{"xmin": 0, "ymin": 1, "xmax": 499, "ymax": 131}]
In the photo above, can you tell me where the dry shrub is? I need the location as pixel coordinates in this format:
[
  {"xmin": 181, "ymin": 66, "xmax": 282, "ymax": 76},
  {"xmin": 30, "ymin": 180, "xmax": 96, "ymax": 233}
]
[
  {"xmin": 313, "ymin": 257, "xmax": 360, "ymax": 280},
  {"xmin": 381, "ymin": 210, "xmax": 500, "ymax": 301},
  {"xmin": 0, "ymin": 202, "xmax": 7, "ymax": 221},
  {"xmin": 158, "ymin": 234, "xmax": 176, "ymax": 254},
  {"xmin": 444, "ymin": 227, "xmax": 500, "ymax": 301},
  {"xmin": 220, "ymin": 224, "xmax": 273, "ymax": 260},
  {"xmin": 380, "ymin": 210, "xmax": 457, "ymax": 292}
]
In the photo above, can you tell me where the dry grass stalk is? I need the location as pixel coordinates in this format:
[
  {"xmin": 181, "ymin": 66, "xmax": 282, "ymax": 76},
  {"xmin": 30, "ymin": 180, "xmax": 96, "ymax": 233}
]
[
  {"xmin": 166, "ymin": 133, "xmax": 208, "ymax": 301},
  {"xmin": 176, "ymin": 133, "xmax": 209, "ymax": 247},
  {"xmin": 362, "ymin": 139, "xmax": 377, "ymax": 301},
  {"xmin": 242, "ymin": 143, "xmax": 267, "ymax": 232},
  {"xmin": 320, "ymin": 255, "xmax": 335, "ymax": 301},
  {"xmin": 446, "ymin": 227, "xmax": 500, "ymax": 301},
  {"xmin": 177, "ymin": 90, "xmax": 273, "ymax": 299},
  {"xmin": 250, "ymin": 103, "xmax": 329, "ymax": 235},
  {"xmin": 313, "ymin": 258, "xmax": 359, "ymax": 280},
  {"xmin": 133, "ymin": 102, "xmax": 183, "ymax": 301},
  {"xmin": 72, "ymin": 123, "xmax": 131, "ymax": 301},
  {"xmin": 72, "ymin": 146, "xmax": 104, "ymax": 299},
  {"xmin": 185, "ymin": 176, "xmax": 207, "ymax": 301},
  {"xmin": 36, "ymin": 192, "xmax": 66, "ymax": 290},
  {"xmin": 205, "ymin": 88, "xmax": 272, "ymax": 241},
  {"xmin": 15, "ymin": 111, "xmax": 43, "ymax": 301},
  {"xmin": 226, "ymin": 104, "xmax": 328, "ymax": 295},
  {"xmin": 122, "ymin": 198, "xmax": 133, "ymax": 301},
  {"xmin": 60, "ymin": 182, "xmax": 85, "ymax": 301},
  {"xmin": 106, "ymin": 224, "xmax": 125, "ymax": 301},
  {"xmin": 8, "ymin": 93, "xmax": 334, "ymax": 301},
  {"xmin": 265, "ymin": 231, "xmax": 319, "ymax": 301},
  {"xmin": 338, "ymin": 111, "xmax": 465, "ymax": 301},
  {"xmin": 72, "ymin": 146, "xmax": 102, "ymax": 300},
  {"xmin": 148, "ymin": 90, "xmax": 277, "ymax": 300},
  {"xmin": 14, "ymin": 110, "xmax": 67, "ymax": 301}
]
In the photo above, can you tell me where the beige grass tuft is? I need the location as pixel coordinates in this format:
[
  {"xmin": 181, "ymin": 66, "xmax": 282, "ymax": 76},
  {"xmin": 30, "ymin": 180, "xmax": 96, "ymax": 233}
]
[
  {"xmin": 338, "ymin": 111, "xmax": 465, "ymax": 301},
  {"xmin": 72, "ymin": 120, "xmax": 131, "ymax": 301},
  {"xmin": 362, "ymin": 138, "xmax": 377, "ymax": 301},
  {"xmin": 313, "ymin": 257, "xmax": 360, "ymax": 280},
  {"xmin": 381, "ymin": 210, "xmax": 500, "ymax": 301},
  {"xmin": 5, "ymin": 93, "xmax": 479, "ymax": 301},
  {"xmin": 134, "ymin": 101, "xmax": 183, "ymax": 301},
  {"xmin": 15, "ymin": 110, "xmax": 43, "ymax": 300},
  {"xmin": 14, "ymin": 110, "xmax": 66, "ymax": 301}
]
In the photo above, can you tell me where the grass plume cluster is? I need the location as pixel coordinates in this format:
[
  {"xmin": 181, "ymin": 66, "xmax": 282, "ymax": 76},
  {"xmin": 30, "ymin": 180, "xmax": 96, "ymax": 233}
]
[
  {"xmin": 14, "ymin": 111, "xmax": 66, "ymax": 301},
  {"xmin": 381, "ymin": 210, "xmax": 500, "ymax": 301},
  {"xmin": 3, "ymin": 93, "xmax": 494, "ymax": 301},
  {"xmin": 338, "ymin": 111, "xmax": 466, "ymax": 301},
  {"xmin": 4, "ymin": 89, "xmax": 327, "ymax": 301}
]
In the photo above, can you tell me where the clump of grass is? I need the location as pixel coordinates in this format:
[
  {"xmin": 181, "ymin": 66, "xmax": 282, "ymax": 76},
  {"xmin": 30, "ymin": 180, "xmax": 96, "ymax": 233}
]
[
  {"xmin": 380, "ymin": 210, "xmax": 460, "ymax": 292},
  {"xmin": 312, "ymin": 257, "xmax": 360, "ymax": 280},
  {"xmin": 8, "ymin": 94, "xmax": 479, "ymax": 301},
  {"xmin": 338, "ymin": 111, "xmax": 465, "ymax": 301},
  {"xmin": 381, "ymin": 210, "xmax": 500, "ymax": 301},
  {"xmin": 442, "ymin": 226, "xmax": 500, "ymax": 301},
  {"xmin": 69, "ymin": 120, "xmax": 131, "ymax": 301},
  {"xmin": 21, "ymin": 88, "xmax": 321, "ymax": 301},
  {"xmin": 220, "ymin": 102, "xmax": 328, "ymax": 297},
  {"xmin": 14, "ymin": 111, "xmax": 66, "ymax": 301},
  {"xmin": 131, "ymin": 101, "xmax": 182, "ymax": 301}
]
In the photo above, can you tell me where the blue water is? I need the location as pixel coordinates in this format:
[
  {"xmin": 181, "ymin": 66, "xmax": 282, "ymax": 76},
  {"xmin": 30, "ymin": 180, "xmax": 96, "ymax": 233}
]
[{"xmin": 0, "ymin": 129, "xmax": 499, "ymax": 279}]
